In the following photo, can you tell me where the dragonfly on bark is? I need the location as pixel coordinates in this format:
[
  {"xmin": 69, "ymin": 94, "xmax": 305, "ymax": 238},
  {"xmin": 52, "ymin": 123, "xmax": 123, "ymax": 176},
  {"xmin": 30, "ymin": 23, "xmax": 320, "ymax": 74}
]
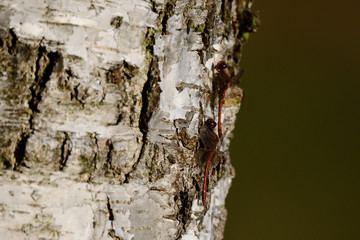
[{"xmin": 199, "ymin": 118, "xmax": 219, "ymax": 205}]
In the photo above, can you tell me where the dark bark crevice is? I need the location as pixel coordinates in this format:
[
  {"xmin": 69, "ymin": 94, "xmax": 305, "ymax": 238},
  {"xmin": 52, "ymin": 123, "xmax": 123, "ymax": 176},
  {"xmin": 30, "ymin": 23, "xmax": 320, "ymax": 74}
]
[
  {"xmin": 201, "ymin": 0, "xmax": 216, "ymax": 51},
  {"xmin": 29, "ymin": 47, "xmax": 60, "ymax": 128},
  {"xmin": 59, "ymin": 132, "xmax": 72, "ymax": 170},
  {"xmin": 139, "ymin": 59, "xmax": 161, "ymax": 134},
  {"xmin": 106, "ymin": 196, "xmax": 123, "ymax": 240},
  {"xmin": 6, "ymin": 29, "xmax": 18, "ymax": 54},
  {"xmin": 106, "ymin": 196, "xmax": 115, "ymax": 222},
  {"xmin": 79, "ymin": 133, "xmax": 99, "ymax": 181},
  {"xmin": 161, "ymin": 0, "xmax": 176, "ymax": 35},
  {"xmin": 149, "ymin": 0, "xmax": 158, "ymax": 13},
  {"xmin": 105, "ymin": 139, "xmax": 114, "ymax": 171},
  {"xmin": 90, "ymin": 133, "xmax": 99, "ymax": 172},
  {"xmin": 110, "ymin": 16, "xmax": 123, "ymax": 29},
  {"xmin": 70, "ymin": 83, "xmax": 85, "ymax": 107},
  {"xmin": 1, "ymin": 30, "xmax": 63, "ymax": 170},
  {"xmin": 124, "ymin": 27, "xmax": 161, "ymax": 182},
  {"xmin": 175, "ymin": 190, "xmax": 193, "ymax": 240},
  {"xmin": 13, "ymin": 131, "xmax": 30, "ymax": 170},
  {"xmin": 139, "ymin": 28, "xmax": 161, "ymax": 134},
  {"xmin": 219, "ymin": 0, "xmax": 233, "ymax": 38}
]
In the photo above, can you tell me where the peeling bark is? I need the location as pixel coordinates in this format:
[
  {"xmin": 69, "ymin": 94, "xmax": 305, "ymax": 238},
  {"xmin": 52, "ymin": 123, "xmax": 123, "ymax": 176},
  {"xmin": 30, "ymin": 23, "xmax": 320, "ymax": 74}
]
[{"xmin": 0, "ymin": 0, "xmax": 258, "ymax": 239}]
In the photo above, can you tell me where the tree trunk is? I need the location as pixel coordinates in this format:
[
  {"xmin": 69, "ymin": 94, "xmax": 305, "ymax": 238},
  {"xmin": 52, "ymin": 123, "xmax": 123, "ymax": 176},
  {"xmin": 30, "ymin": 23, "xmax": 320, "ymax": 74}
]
[{"xmin": 0, "ymin": 0, "xmax": 256, "ymax": 239}]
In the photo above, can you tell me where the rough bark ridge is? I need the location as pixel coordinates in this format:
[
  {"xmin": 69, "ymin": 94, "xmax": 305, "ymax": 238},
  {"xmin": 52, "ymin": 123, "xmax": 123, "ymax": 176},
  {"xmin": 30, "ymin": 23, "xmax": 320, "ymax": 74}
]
[{"xmin": 0, "ymin": 0, "xmax": 258, "ymax": 239}]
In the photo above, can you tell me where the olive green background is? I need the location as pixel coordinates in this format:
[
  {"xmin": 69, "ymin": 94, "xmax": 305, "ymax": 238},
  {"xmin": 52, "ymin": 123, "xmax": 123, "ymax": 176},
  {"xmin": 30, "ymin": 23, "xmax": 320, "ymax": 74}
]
[{"xmin": 225, "ymin": 1, "xmax": 360, "ymax": 239}]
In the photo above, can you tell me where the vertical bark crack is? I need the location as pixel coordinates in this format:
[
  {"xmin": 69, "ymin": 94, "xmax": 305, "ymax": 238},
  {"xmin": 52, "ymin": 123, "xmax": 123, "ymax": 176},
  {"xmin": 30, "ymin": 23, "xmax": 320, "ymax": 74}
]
[
  {"xmin": 139, "ymin": 60, "xmax": 161, "ymax": 134},
  {"xmin": 90, "ymin": 133, "xmax": 99, "ymax": 171},
  {"xmin": 70, "ymin": 83, "xmax": 85, "ymax": 107},
  {"xmin": 59, "ymin": 132, "xmax": 72, "ymax": 170},
  {"xmin": 29, "ymin": 47, "xmax": 59, "ymax": 128},
  {"xmin": 6, "ymin": 29, "xmax": 17, "ymax": 54},
  {"xmin": 161, "ymin": 0, "xmax": 176, "ymax": 35},
  {"xmin": 107, "ymin": 196, "xmax": 123, "ymax": 240},
  {"xmin": 149, "ymin": 0, "xmax": 157, "ymax": 13},
  {"xmin": 219, "ymin": 0, "xmax": 233, "ymax": 37},
  {"xmin": 201, "ymin": 0, "xmax": 216, "ymax": 51},
  {"xmin": 13, "ymin": 131, "xmax": 30, "ymax": 170},
  {"xmin": 106, "ymin": 196, "xmax": 115, "ymax": 222},
  {"xmin": 106, "ymin": 139, "xmax": 114, "ymax": 170},
  {"xmin": 125, "ymin": 27, "xmax": 161, "ymax": 182},
  {"xmin": 81, "ymin": 133, "xmax": 99, "ymax": 181},
  {"xmin": 107, "ymin": 61, "xmax": 139, "ymax": 126},
  {"xmin": 5, "ymin": 31, "xmax": 62, "ymax": 170},
  {"xmin": 175, "ymin": 190, "xmax": 193, "ymax": 239}
]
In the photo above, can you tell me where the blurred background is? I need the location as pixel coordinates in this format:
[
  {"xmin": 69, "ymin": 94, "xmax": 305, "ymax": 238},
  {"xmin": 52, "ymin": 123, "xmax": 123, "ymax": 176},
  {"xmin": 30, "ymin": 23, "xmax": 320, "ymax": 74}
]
[{"xmin": 225, "ymin": 0, "xmax": 360, "ymax": 239}]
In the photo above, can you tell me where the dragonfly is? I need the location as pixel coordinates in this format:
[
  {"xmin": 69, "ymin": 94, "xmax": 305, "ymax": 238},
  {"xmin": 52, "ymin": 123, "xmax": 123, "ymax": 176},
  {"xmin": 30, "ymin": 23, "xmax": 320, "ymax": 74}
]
[
  {"xmin": 199, "ymin": 118, "xmax": 219, "ymax": 205},
  {"xmin": 213, "ymin": 61, "xmax": 231, "ymax": 139},
  {"xmin": 213, "ymin": 61, "xmax": 245, "ymax": 138},
  {"xmin": 197, "ymin": 59, "xmax": 246, "ymax": 205}
]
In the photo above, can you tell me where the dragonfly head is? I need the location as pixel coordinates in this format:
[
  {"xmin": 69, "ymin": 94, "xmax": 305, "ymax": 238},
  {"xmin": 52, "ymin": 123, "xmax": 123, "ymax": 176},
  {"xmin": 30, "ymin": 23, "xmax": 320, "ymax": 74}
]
[
  {"xmin": 204, "ymin": 118, "xmax": 216, "ymax": 129},
  {"xmin": 214, "ymin": 61, "xmax": 228, "ymax": 71}
]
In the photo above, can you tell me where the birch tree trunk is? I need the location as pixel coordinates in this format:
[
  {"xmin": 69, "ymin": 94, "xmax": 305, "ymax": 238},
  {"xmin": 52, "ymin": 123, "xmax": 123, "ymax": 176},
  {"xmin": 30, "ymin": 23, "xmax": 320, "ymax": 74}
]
[{"xmin": 0, "ymin": 0, "xmax": 257, "ymax": 239}]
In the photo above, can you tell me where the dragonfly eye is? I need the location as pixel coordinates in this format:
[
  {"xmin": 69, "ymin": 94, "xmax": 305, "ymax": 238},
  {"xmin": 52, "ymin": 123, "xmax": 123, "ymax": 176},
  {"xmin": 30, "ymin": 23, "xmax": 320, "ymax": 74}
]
[{"xmin": 205, "ymin": 118, "xmax": 216, "ymax": 129}]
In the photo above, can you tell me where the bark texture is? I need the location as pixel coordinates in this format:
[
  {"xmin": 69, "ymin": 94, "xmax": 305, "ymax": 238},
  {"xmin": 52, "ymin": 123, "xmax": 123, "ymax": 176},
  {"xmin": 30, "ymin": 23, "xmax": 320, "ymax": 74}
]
[{"xmin": 0, "ymin": 0, "xmax": 257, "ymax": 239}]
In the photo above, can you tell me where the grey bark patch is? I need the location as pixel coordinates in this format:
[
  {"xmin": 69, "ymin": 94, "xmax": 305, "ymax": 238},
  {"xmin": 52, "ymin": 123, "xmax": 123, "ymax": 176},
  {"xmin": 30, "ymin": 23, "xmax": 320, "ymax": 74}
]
[
  {"xmin": 177, "ymin": 129, "xmax": 198, "ymax": 151},
  {"xmin": 174, "ymin": 110, "xmax": 196, "ymax": 130}
]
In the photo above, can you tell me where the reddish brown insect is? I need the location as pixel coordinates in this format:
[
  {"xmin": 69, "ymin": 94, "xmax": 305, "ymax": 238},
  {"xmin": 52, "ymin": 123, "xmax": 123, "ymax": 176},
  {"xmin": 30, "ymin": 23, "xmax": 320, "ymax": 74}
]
[
  {"xmin": 214, "ymin": 61, "xmax": 231, "ymax": 139},
  {"xmin": 199, "ymin": 118, "xmax": 219, "ymax": 205}
]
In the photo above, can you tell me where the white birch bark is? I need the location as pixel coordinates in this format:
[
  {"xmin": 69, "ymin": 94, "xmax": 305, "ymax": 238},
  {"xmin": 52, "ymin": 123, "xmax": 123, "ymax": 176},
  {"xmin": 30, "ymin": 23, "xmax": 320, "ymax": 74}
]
[{"xmin": 0, "ymin": 0, "xmax": 254, "ymax": 239}]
